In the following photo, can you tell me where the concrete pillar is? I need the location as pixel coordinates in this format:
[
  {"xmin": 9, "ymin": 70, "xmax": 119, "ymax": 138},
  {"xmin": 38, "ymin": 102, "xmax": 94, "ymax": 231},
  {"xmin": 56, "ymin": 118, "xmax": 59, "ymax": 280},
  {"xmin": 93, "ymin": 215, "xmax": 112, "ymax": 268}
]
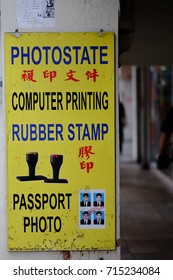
[
  {"xmin": 131, "ymin": 66, "xmax": 137, "ymax": 161},
  {"xmin": 136, "ymin": 67, "xmax": 142, "ymax": 163},
  {"xmin": 140, "ymin": 66, "xmax": 151, "ymax": 169},
  {"xmin": 0, "ymin": 0, "xmax": 120, "ymax": 260}
]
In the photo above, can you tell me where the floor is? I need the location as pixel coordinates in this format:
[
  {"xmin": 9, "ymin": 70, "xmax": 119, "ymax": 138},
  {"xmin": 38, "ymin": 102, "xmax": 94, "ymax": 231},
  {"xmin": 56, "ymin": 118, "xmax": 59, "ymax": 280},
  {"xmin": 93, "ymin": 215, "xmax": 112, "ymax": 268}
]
[{"xmin": 120, "ymin": 162, "xmax": 173, "ymax": 260}]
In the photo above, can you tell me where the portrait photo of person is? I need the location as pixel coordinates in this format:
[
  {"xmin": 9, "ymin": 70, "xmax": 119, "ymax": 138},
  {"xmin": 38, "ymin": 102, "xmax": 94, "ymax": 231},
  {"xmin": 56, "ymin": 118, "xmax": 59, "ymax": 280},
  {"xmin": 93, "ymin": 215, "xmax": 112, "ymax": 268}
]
[
  {"xmin": 80, "ymin": 193, "xmax": 91, "ymax": 207},
  {"xmin": 93, "ymin": 193, "xmax": 104, "ymax": 207},
  {"xmin": 94, "ymin": 211, "xmax": 104, "ymax": 225},
  {"xmin": 80, "ymin": 211, "xmax": 91, "ymax": 225}
]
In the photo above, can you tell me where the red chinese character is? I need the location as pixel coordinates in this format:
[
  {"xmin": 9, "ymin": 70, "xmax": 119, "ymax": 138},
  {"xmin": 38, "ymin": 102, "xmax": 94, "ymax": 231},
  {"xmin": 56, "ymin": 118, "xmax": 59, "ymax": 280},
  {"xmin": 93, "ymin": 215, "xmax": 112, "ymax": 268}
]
[
  {"xmin": 65, "ymin": 70, "xmax": 79, "ymax": 82},
  {"xmin": 21, "ymin": 70, "xmax": 37, "ymax": 82},
  {"xmin": 85, "ymin": 69, "xmax": 99, "ymax": 82},
  {"xmin": 80, "ymin": 161, "xmax": 94, "ymax": 173},
  {"xmin": 78, "ymin": 146, "xmax": 95, "ymax": 160},
  {"xmin": 43, "ymin": 70, "xmax": 57, "ymax": 82}
]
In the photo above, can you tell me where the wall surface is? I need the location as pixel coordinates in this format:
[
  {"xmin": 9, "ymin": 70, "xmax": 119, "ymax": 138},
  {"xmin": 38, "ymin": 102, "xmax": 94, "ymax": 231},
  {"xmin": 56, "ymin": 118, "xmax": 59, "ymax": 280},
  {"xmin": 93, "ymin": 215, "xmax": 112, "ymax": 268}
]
[
  {"xmin": 0, "ymin": 0, "xmax": 120, "ymax": 260},
  {"xmin": 119, "ymin": 66, "xmax": 137, "ymax": 162}
]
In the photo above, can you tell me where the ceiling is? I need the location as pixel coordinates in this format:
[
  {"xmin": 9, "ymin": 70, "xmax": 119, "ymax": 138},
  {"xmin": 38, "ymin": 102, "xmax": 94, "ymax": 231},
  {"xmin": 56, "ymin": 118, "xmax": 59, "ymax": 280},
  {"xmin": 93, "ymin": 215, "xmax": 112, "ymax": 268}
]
[{"xmin": 119, "ymin": 0, "xmax": 173, "ymax": 65}]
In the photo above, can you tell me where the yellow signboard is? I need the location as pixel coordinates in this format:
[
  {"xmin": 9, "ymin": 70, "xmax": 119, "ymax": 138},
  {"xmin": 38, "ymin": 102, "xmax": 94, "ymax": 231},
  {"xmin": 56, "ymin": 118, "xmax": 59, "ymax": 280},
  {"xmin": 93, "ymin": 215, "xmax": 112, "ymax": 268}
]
[{"xmin": 5, "ymin": 32, "xmax": 116, "ymax": 250}]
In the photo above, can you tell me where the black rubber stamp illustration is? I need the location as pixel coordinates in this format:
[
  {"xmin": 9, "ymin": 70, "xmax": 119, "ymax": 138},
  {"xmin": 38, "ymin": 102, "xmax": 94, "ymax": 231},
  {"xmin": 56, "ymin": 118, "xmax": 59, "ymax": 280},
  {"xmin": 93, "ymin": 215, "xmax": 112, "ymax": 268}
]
[
  {"xmin": 44, "ymin": 154, "xmax": 68, "ymax": 183},
  {"xmin": 16, "ymin": 152, "xmax": 46, "ymax": 181}
]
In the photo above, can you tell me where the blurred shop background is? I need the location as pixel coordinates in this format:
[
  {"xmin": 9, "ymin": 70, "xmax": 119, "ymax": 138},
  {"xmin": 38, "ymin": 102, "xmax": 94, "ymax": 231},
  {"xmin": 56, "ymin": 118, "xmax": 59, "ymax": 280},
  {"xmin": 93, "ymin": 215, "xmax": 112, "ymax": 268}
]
[
  {"xmin": 119, "ymin": 0, "xmax": 173, "ymax": 260},
  {"xmin": 119, "ymin": 65, "xmax": 173, "ymax": 178}
]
